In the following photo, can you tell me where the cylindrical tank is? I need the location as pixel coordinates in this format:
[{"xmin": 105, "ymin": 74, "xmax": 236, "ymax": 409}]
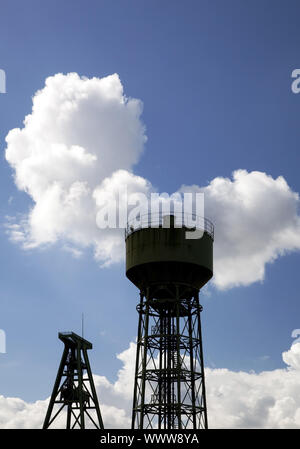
[{"xmin": 125, "ymin": 214, "xmax": 213, "ymax": 296}]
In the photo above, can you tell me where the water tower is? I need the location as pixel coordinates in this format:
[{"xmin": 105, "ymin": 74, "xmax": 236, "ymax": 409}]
[{"xmin": 125, "ymin": 213, "xmax": 214, "ymax": 429}]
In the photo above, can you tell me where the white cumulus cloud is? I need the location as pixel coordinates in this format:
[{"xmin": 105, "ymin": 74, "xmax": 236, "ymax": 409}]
[
  {"xmin": 1, "ymin": 342, "xmax": 300, "ymax": 428},
  {"xmin": 206, "ymin": 342, "xmax": 300, "ymax": 428},
  {"xmin": 4, "ymin": 72, "xmax": 300, "ymax": 288},
  {"xmin": 5, "ymin": 72, "xmax": 148, "ymax": 266},
  {"xmin": 181, "ymin": 170, "xmax": 300, "ymax": 289}
]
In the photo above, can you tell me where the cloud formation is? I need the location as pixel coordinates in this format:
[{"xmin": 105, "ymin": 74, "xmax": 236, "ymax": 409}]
[
  {"xmin": 4, "ymin": 72, "xmax": 300, "ymax": 288},
  {"xmin": 5, "ymin": 72, "xmax": 148, "ymax": 266},
  {"xmin": 181, "ymin": 170, "xmax": 300, "ymax": 289},
  {"xmin": 1, "ymin": 341, "xmax": 300, "ymax": 428}
]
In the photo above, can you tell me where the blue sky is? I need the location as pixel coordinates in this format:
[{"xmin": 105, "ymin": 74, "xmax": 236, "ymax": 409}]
[{"xmin": 0, "ymin": 0, "xmax": 300, "ymax": 414}]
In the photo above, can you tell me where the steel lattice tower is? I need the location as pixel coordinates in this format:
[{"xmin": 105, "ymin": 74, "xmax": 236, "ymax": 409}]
[
  {"xmin": 125, "ymin": 214, "xmax": 214, "ymax": 430},
  {"xmin": 43, "ymin": 332, "xmax": 104, "ymax": 429}
]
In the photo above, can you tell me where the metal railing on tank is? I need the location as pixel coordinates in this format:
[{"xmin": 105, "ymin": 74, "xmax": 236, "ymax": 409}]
[{"xmin": 125, "ymin": 212, "xmax": 214, "ymax": 240}]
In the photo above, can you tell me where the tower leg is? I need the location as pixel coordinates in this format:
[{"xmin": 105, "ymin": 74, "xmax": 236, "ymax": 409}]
[
  {"xmin": 196, "ymin": 291, "xmax": 208, "ymax": 429},
  {"xmin": 43, "ymin": 346, "xmax": 69, "ymax": 429},
  {"xmin": 131, "ymin": 285, "xmax": 208, "ymax": 429}
]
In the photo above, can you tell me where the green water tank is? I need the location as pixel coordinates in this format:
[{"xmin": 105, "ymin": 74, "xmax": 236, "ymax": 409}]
[{"xmin": 125, "ymin": 215, "xmax": 213, "ymax": 295}]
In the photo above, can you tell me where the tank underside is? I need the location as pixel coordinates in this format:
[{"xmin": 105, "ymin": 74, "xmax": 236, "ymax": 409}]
[{"xmin": 126, "ymin": 260, "xmax": 212, "ymax": 294}]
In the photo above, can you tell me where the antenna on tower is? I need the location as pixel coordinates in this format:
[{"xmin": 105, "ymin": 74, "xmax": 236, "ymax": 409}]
[{"xmin": 81, "ymin": 312, "xmax": 84, "ymax": 339}]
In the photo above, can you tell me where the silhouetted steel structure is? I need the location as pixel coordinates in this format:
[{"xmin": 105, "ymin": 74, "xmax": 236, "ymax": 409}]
[
  {"xmin": 43, "ymin": 332, "xmax": 104, "ymax": 429},
  {"xmin": 125, "ymin": 213, "xmax": 214, "ymax": 429}
]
